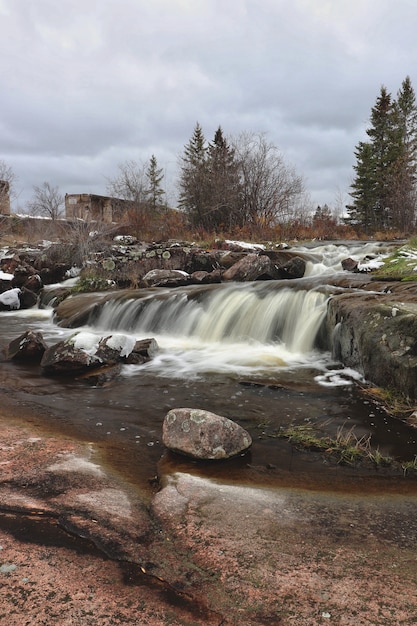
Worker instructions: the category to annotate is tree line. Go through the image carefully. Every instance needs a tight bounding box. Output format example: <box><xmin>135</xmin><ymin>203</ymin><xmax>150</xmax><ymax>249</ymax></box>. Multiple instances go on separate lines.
<box><xmin>0</xmin><ymin>126</ymin><xmax>309</xmax><ymax>232</ymax></box>
<box><xmin>347</xmin><ymin>76</ymin><xmax>417</xmax><ymax>234</ymax></box>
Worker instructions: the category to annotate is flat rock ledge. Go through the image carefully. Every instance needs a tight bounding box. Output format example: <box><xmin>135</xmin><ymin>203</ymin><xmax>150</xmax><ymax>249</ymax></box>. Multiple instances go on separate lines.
<box><xmin>162</xmin><ymin>407</ymin><xmax>252</xmax><ymax>459</ymax></box>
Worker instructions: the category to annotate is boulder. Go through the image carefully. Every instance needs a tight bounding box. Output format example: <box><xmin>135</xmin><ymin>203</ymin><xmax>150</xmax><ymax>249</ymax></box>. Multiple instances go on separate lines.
<box><xmin>11</xmin><ymin>264</ymin><xmax>37</xmax><ymax>288</ymax></box>
<box><xmin>18</xmin><ymin>287</ymin><xmax>38</xmax><ymax>309</ymax></box>
<box><xmin>40</xmin><ymin>331</ymin><xmax>137</xmax><ymax>376</ymax></box>
<box><xmin>277</xmin><ymin>255</ymin><xmax>306</xmax><ymax>279</ymax></box>
<box><xmin>341</xmin><ymin>257</ymin><xmax>359</xmax><ymax>272</ymax></box>
<box><xmin>5</xmin><ymin>330</ymin><xmax>48</xmax><ymax>362</ymax></box>
<box><xmin>190</xmin><ymin>270</ymin><xmax>222</xmax><ymax>284</ymax></box>
<box><xmin>222</xmin><ymin>253</ymin><xmax>279</xmax><ymax>281</ymax></box>
<box><xmin>142</xmin><ymin>269</ymin><xmax>191</xmax><ymax>287</ymax></box>
<box><xmin>162</xmin><ymin>408</ymin><xmax>252</xmax><ymax>460</ymax></box>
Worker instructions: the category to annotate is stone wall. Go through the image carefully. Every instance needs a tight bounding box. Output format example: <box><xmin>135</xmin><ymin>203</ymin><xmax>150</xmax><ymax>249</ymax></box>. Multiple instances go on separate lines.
<box><xmin>0</xmin><ymin>180</ymin><xmax>10</xmax><ymax>215</ymax></box>
<box><xmin>65</xmin><ymin>193</ymin><xmax>132</xmax><ymax>223</ymax></box>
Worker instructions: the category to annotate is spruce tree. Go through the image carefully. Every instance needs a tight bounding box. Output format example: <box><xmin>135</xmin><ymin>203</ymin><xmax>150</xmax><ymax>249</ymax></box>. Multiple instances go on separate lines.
<box><xmin>206</xmin><ymin>126</ymin><xmax>242</xmax><ymax>229</ymax></box>
<box><xmin>348</xmin><ymin>79</ymin><xmax>417</xmax><ymax>234</ymax></box>
<box><xmin>390</xmin><ymin>76</ymin><xmax>417</xmax><ymax>231</ymax></box>
<box><xmin>145</xmin><ymin>154</ymin><xmax>165</xmax><ymax>211</ymax></box>
<box><xmin>178</xmin><ymin>122</ymin><xmax>209</xmax><ymax>227</ymax></box>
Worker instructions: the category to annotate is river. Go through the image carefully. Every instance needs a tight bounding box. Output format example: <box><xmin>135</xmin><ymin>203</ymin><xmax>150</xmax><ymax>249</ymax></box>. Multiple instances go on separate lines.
<box><xmin>1</xmin><ymin>240</ymin><xmax>416</xmax><ymax>497</ymax></box>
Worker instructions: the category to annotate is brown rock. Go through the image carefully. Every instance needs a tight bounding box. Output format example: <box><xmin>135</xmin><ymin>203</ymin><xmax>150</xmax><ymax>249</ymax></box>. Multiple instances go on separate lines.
<box><xmin>5</xmin><ymin>330</ymin><xmax>47</xmax><ymax>362</ymax></box>
<box><xmin>222</xmin><ymin>253</ymin><xmax>279</xmax><ymax>281</ymax></box>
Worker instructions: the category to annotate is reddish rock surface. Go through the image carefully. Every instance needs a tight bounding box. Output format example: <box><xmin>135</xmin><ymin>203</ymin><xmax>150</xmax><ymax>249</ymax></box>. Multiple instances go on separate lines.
<box><xmin>1</xmin><ymin>409</ymin><xmax>417</xmax><ymax>625</ymax></box>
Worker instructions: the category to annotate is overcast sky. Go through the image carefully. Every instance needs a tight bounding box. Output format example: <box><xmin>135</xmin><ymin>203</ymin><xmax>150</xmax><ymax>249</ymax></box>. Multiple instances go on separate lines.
<box><xmin>1</xmin><ymin>0</ymin><xmax>417</xmax><ymax>212</ymax></box>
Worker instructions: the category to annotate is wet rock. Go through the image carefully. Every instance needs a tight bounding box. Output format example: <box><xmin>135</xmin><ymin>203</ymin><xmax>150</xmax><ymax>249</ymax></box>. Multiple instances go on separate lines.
<box><xmin>124</xmin><ymin>337</ymin><xmax>159</xmax><ymax>364</ymax></box>
<box><xmin>40</xmin><ymin>331</ymin><xmax>137</xmax><ymax>376</ymax></box>
<box><xmin>142</xmin><ymin>269</ymin><xmax>191</xmax><ymax>287</ymax></box>
<box><xmin>22</xmin><ymin>273</ymin><xmax>43</xmax><ymax>293</ymax></box>
<box><xmin>327</xmin><ymin>293</ymin><xmax>417</xmax><ymax>399</ymax></box>
<box><xmin>190</xmin><ymin>270</ymin><xmax>222</xmax><ymax>284</ymax></box>
<box><xmin>38</xmin><ymin>263</ymin><xmax>71</xmax><ymax>285</ymax></box>
<box><xmin>5</xmin><ymin>330</ymin><xmax>48</xmax><ymax>363</ymax></box>
<box><xmin>162</xmin><ymin>408</ymin><xmax>252</xmax><ymax>460</ymax></box>
<box><xmin>76</xmin><ymin>363</ymin><xmax>123</xmax><ymax>386</ymax></box>
<box><xmin>18</xmin><ymin>287</ymin><xmax>38</xmax><ymax>309</ymax></box>
<box><xmin>11</xmin><ymin>264</ymin><xmax>37</xmax><ymax>288</ymax></box>
<box><xmin>341</xmin><ymin>257</ymin><xmax>359</xmax><ymax>272</ymax></box>
<box><xmin>222</xmin><ymin>253</ymin><xmax>279</xmax><ymax>281</ymax></box>
<box><xmin>278</xmin><ymin>255</ymin><xmax>306</xmax><ymax>279</ymax></box>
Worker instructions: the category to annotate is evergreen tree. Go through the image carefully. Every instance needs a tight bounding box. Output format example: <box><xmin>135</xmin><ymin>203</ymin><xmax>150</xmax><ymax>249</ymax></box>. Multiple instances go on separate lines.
<box><xmin>348</xmin><ymin>79</ymin><xmax>417</xmax><ymax>234</ymax></box>
<box><xmin>178</xmin><ymin>122</ymin><xmax>209</xmax><ymax>227</ymax></box>
<box><xmin>205</xmin><ymin>126</ymin><xmax>242</xmax><ymax>229</ymax></box>
<box><xmin>390</xmin><ymin>76</ymin><xmax>417</xmax><ymax>230</ymax></box>
<box><xmin>145</xmin><ymin>154</ymin><xmax>165</xmax><ymax>211</ymax></box>
<box><xmin>347</xmin><ymin>141</ymin><xmax>378</xmax><ymax>232</ymax></box>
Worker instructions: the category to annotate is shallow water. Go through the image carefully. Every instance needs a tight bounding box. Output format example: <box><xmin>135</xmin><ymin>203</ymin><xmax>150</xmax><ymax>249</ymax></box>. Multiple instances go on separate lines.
<box><xmin>1</xmin><ymin>241</ymin><xmax>416</xmax><ymax>496</ymax></box>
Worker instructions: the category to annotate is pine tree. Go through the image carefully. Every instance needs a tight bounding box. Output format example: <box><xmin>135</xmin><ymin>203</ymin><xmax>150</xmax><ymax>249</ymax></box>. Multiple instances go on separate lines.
<box><xmin>206</xmin><ymin>126</ymin><xmax>242</xmax><ymax>229</ymax></box>
<box><xmin>178</xmin><ymin>122</ymin><xmax>209</xmax><ymax>227</ymax></box>
<box><xmin>347</xmin><ymin>141</ymin><xmax>378</xmax><ymax>232</ymax></box>
<box><xmin>390</xmin><ymin>76</ymin><xmax>417</xmax><ymax>230</ymax></box>
<box><xmin>145</xmin><ymin>154</ymin><xmax>165</xmax><ymax>211</ymax></box>
<box><xmin>348</xmin><ymin>79</ymin><xmax>417</xmax><ymax>234</ymax></box>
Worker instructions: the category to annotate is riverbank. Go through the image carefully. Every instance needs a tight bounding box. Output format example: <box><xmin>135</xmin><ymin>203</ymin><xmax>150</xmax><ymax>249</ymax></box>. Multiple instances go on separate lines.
<box><xmin>1</xmin><ymin>407</ymin><xmax>417</xmax><ymax>625</ymax></box>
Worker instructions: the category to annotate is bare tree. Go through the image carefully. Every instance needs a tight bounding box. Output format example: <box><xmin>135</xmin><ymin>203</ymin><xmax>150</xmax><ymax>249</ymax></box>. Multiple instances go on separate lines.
<box><xmin>28</xmin><ymin>182</ymin><xmax>64</xmax><ymax>220</ymax></box>
<box><xmin>232</xmin><ymin>132</ymin><xmax>306</xmax><ymax>228</ymax></box>
<box><xmin>106</xmin><ymin>159</ymin><xmax>147</xmax><ymax>207</ymax></box>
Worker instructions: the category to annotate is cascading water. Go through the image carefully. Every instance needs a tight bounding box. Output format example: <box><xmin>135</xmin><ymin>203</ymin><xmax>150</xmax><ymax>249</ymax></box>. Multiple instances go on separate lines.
<box><xmin>85</xmin><ymin>282</ymin><xmax>330</xmax><ymax>379</ymax></box>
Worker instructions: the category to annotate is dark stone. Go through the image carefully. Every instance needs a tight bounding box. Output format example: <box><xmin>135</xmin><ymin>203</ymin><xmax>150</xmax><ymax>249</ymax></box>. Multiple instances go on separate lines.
<box><xmin>22</xmin><ymin>274</ymin><xmax>43</xmax><ymax>293</ymax></box>
<box><xmin>18</xmin><ymin>287</ymin><xmax>38</xmax><ymax>309</ymax></box>
<box><xmin>162</xmin><ymin>408</ymin><xmax>252</xmax><ymax>460</ymax></box>
<box><xmin>124</xmin><ymin>338</ymin><xmax>159</xmax><ymax>364</ymax></box>
<box><xmin>190</xmin><ymin>270</ymin><xmax>222</xmax><ymax>284</ymax></box>
<box><xmin>38</xmin><ymin>264</ymin><xmax>71</xmax><ymax>285</ymax></box>
<box><xmin>341</xmin><ymin>257</ymin><xmax>359</xmax><ymax>272</ymax></box>
<box><xmin>76</xmin><ymin>363</ymin><xmax>122</xmax><ymax>386</ymax></box>
<box><xmin>11</xmin><ymin>265</ymin><xmax>36</xmax><ymax>288</ymax></box>
<box><xmin>5</xmin><ymin>330</ymin><xmax>47</xmax><ymax>362</ymax></box>
<box><xmin>277</xmin><ymin>255</ymin><xmax>306</xmax><ymax>279</ymax></box>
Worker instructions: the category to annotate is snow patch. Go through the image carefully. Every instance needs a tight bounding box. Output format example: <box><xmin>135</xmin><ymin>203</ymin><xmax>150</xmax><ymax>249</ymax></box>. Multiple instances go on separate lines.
<box><xmin>0</xmin><ymin>271</ymin><xmax>14</xmax><ymax>281</ymax></box>
<box><xmin>106</xmin><ymin>333</ymin><xmax>136</xmax><ymax>357</ymax></box>
<box><xmin>70</xmin><ymin>331</ymin><xmax>101</xmax><ymax>355</ymax></box>
<box><xmin>0</xmin><ymin>288</ymin><xmax>21</xmax><ymax>309</ymax></box>
<box><xmin>225</xmin><ymin>239</ymin><xmax>265</xmax><ymax>250</ymax></box>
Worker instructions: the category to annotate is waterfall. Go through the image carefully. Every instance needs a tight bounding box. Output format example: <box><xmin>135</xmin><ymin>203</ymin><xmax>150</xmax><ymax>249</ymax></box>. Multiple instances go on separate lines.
<box><xmin>88</xmin><ymin>283</ymin><xmax>328</xmax><ymax>355</ymax></box>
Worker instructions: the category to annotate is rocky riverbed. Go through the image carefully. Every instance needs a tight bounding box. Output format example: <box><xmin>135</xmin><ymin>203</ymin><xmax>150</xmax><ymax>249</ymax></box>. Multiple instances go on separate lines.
<box><xmin>1</xmin><ymin>399</ymin><xmax>417</xmax><ymax>626</ymax></box>
<box><xmin>2</xmin><ymin>237</ymin><xmax>417</xmax><ymax>624</ymax></box>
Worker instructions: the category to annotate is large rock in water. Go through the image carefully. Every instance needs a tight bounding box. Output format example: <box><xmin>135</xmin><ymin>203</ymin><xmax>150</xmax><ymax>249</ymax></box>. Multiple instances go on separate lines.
<box><xmin>40</xmin><ymin>331</ymin><xmax>137</xmax><ymax>375</ymax></box>
<box><xmin>222</xmin><ymin>253</ymin><xmax>279</xmax><ymax>281</ymax></box>
<box><xmin>5</xmin><ymin>330</ymin><xmax>47</xmax><ymax>362</ymax></box>
<box><xmin>162</xmin><ymin>408</ymin><xmax>252</xmax><ymax>460</ymax></box>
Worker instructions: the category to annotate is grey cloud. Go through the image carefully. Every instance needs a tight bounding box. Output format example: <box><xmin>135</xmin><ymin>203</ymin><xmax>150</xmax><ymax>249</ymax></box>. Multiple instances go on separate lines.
<box><xmin>1</xmin><ymin>0</ymin><xmax>417</xmax><ymax>208</ymax></box>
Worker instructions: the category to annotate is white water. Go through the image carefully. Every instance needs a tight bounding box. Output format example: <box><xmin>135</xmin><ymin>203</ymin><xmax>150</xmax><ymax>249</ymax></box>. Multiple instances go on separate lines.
<box><xmin>1</xmin><ymin>240</ymin><xmax>394</xmax><ymax>383</ymax></box>
<box><xmin>86</xmin><ymin>283</ymin><xmax>329</xmax><ymax>379</ymax></box>
<box><xmin>301</xmin><ymin>241</ymin><xmax>393</xmax><ymax>276</ymax></box>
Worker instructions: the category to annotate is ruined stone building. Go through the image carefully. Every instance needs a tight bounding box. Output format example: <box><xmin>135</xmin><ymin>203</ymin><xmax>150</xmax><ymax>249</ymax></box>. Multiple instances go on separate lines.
<box><xmin>0</xmin><ymin>180</ymin><xmax>10</xmax><ymax>215</ymax></box>
<box><xmin>65</xmin><ymin>193</ymin><xmax>132</xmax><ymax>223</ymax></box>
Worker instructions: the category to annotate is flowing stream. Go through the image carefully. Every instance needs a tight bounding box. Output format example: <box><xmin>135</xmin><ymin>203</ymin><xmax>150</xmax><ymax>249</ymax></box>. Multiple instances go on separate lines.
<box><xmin>1</xmin><ymin>240</ymin><xmax>416</xmax><ymax>495</ymax></box>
